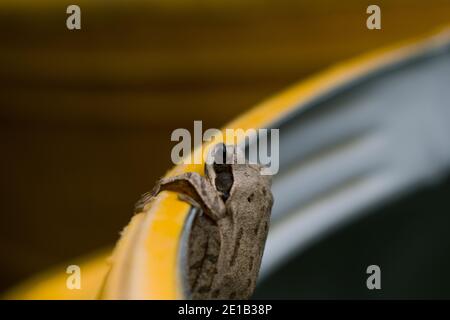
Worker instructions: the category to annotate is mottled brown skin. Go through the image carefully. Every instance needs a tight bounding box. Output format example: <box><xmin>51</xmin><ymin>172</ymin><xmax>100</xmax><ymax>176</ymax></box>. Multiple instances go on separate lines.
<box><xmin>135</xmin><ymin>144</ymin><xmax>273</xmax><ymax>299</ymax></box>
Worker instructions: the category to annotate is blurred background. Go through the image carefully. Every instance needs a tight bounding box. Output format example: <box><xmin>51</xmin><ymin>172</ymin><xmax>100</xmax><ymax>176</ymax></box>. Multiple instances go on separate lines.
<box><xmin>1</xmin><ymin>0</ymin><xmax>450</xmax><ymax>296</ymax></box>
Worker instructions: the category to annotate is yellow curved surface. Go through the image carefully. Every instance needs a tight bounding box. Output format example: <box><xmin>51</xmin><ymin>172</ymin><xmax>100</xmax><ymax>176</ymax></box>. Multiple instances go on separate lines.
<box><xmin>6</xmin><ymin>25</ymin><xmax>450</xmax><ymax>299</ymax></box>
<box><xmin>3</xmin><ymin>249</ymin><xmax>111</xmax><ymax>300</ymax></box>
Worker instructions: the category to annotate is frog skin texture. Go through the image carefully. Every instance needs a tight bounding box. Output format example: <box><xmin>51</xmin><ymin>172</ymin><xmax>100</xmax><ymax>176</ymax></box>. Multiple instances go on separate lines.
<box><xmin>135</xmin><ymin>144</ymin><xmax>274</xmax><ymax>299</ymax></box>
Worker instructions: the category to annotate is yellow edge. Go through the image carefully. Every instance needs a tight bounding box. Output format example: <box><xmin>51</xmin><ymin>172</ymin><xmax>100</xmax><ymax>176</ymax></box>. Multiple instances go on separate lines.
<box><xmin>3</xmin><ymin>248</ymin><xmax>111</xmax><ymax>300</ymax></box>
<box><xmin>6</xmin><ymin>25</ymin><xmax>450</xmax><ymax>300</ymax></box>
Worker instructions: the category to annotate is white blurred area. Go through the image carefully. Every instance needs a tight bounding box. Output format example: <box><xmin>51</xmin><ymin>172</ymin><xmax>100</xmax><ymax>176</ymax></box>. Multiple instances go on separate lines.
<box><xmin>260</xmin><ymin>32</ymin><xmax>450</xmax><ymax>279</ymax></box>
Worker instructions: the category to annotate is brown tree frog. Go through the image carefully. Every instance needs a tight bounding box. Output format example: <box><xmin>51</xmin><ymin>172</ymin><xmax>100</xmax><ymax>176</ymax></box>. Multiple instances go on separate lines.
<box><xmin>135</xmin><ymin>143</ymin><xmax>274</xmax><ymax>299</ymax></box>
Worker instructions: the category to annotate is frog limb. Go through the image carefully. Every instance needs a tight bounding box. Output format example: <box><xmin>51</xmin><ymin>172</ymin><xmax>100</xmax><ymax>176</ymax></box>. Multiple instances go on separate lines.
<box><xmin>137</xmin><ymin>172</ymin><xmax>226</xmax><ymax>221</ymax></box>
